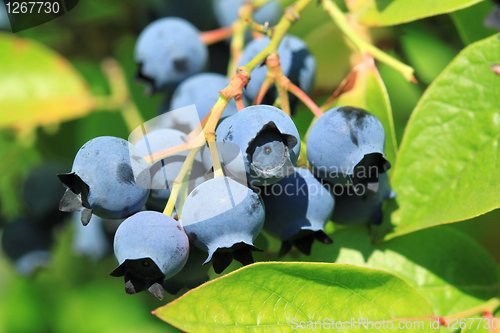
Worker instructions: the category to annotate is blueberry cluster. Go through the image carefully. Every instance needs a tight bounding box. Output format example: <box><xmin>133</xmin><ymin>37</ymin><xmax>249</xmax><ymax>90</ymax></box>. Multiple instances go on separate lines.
<box><xmin>0</xmin><ymin>1</ymin><xmax>396</xmax><ymax>300</ymax></box>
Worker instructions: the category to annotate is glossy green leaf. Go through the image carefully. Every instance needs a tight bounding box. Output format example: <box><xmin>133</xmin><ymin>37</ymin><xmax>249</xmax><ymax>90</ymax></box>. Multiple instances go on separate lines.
<box><xmin>327</xmin><ymin>57</ymin><xmax>398</xmax><ymax>168</ymax></box>
<box><xmin>451</xmin><ymin>1</ymin><xmax>497</xmax><ymax>45</ymax></box>
<box><xmin>386</xmin><ymin>35</ymin><xmax>500</xmax><ymax>240</ymax></box>
<box><xmin>0</xmin><ymin>33</ymin><xmax>95</xmax><ymax>133</ymax></box>
<box><xmin>352</xmin><ymin>0</ymin><xmax>484</xmax><ymax>27</ymax></box>
<box><xmin>287</xmin><ymin>226</ymin><xmax>500</xmax><ymax>316</ymax></box>
<box><xmin>155</xmin><ymin>262</ymin><xmax>436</xmax><ymax>333</ymax></box>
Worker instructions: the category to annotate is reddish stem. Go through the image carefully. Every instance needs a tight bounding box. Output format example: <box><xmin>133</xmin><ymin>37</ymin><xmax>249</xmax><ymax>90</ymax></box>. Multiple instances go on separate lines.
<box><xmin>287</xmin><ymin>83</ymin><xmax>323</xmax><ymax>117</ymax></box>
<box><xmin>187</xmin><ymin>113</ymin><xmax>211</xmax><ymax>139</ymax></box>
<box><xmin>200</xmin><ymin>26</ymin><xmax>234</xmax><ymax>45</ymax></box>
<box><xmin>235</xmin><ymin>95</ymin><xmax>245</xmax><ymax>111</ymax></box>
<box><xmin>253</xmin><ymin>78</ymin><xmax>272</xmax><ymax>105</ymax></box>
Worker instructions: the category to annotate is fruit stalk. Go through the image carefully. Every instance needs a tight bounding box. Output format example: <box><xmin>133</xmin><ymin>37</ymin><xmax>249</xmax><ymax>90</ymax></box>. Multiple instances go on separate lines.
<box><xmin>200</xmin><ymin>26</ymin><xmax>234</xmax><ymax>45</ymax></box>
<box><xmin>320</xmin><ymin>0</ymin><xmax>416</xmax><ymax>82</ymax></box>
<box><xmin>163</xmin><ymin>146</ymin><xmax>202</xmax><ymax>217</ymax></box>
<box><xmin>240</xmin><ymin>0</ymin><xmax>314</xmax><ymax>73</ymax></box>
<box><xmin>287</xmin><ymin>83</ymin><xmax>323</xmax><ymax>117</ymax></box>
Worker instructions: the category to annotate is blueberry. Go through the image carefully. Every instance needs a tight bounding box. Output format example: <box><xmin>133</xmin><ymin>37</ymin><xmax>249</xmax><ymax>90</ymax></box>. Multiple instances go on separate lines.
<box><xmin>58</xmin><ymin>136</ymin><xmax>150</xmax><ymax>226</ymax></box>
<box><xmin>328</xmin><ymin>173</ymin><xmax>396</xmax><ymax>225</ymax></box>
<box><xmin>212</xmin><ymin>0</ymin><xmax>282</xmax><ymax>29</ymax></box>
<box><xmin>0</xmin><ymin>3</ymin><xmax>10</xmax><ymax>31</ymax></box>
<box><xmin>71</xmin><ymin>212</ymin><xmax>112</xmax><ymax>262</ymax></box>
<box><xmin>135</xmin><ymin>17</ymin><xmax>208</xmax><ymax>93</ymax></box>
<box><xmin>260</xmin><ymin>167</ymin><xmax>334</xmax><ymax>256</ymax></box>
<box><xmin>181</xmin><ymin>176</ymin><xmax>265</xmax><ymax>273</ymax></box>
<box><xmin>484</xmin><ymin>4</ymin><xmax>500</xmax><ymax>31</ymax></box>
<box><xmin>110</xmin><ymin>211</ymin><xmax>189</xmax><ymax>300</ymax></box>
<box><xmin>238</xmin><ymin>35</ymin><xmax>316</xmax><ymax>111</ymax></box>
<box><xmin>215</xmin><ymin>105</ymin><xmax>300</xmax><ymax>185</ymax></box>
<box><xmin>133</xmin><ymin>128</ymin><xmax>207</xmax><ymax>210</ymax></box>
<box><xmin>307</xmin><ymin>106</ymin><xmax>391</xmax><ymax>186</ymax></box>
<box><xmin>161</xmin><ymin>73</ymin><xmax>246</xmax><ymax>132</ymax></box>
<box><xmin>1</xmin><ymin>218</ymin><xmax>52</xmax><ymax>276</ymax></box>
<box><xmin>163</xmin><ymin>245</ymin><xmax>210</xmax><ymax>295</ymax></box>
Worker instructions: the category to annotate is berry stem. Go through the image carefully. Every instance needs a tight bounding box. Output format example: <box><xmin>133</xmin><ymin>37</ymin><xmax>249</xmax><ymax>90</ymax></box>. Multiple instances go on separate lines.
<box><xmin>226</xmin><ymin>0</ymin><xmax>273</xmax><ymax>76</ymax></box>
<box><xmin>235</xmin><ymin>95</ymin><xmax>245</xmax><ymax>111</ymax></box>
<box><xmin>266</xmin><ymin>53</ymin><xmax>291</xmax><ymax>116</ymax></box>
<box><xmin>146</xmin><ymin>131</ymin><xmax>205</xmax><ymax>163</ymax></box>
<box><xmin>227</xmin><ymin>19</ymin><xmax>246</xmax><ymax>77</ymax></box>
<box><xmin>240</xmin><ymin>0</ymin><xmax>314</xmax><ymax>73</ymax></box>
<box><xmin>163</xmin><ymin>146</ymin><xmax>201</xmax><ymax>217</ymax></box>
<box><xmin>287</xmin><ymin>83</ymin><xmax>323</xmax><ymax>117</ymax></box>
<box><xmin>245</xmin><ymin>18</ymin><xmax>273</xmax><ymax>37</ymax></box>
<box><xmin>253</xmin><ymin>77</ymin><xmax>272</xmax><ymax>105</ymax></box>
<box><xmin>320</xmin><ymin>0</ymin><xmax>416</xmax><ymax>82</ymax></box>
<box><xmin>200</xmin><ymin>26</ymin><xmax>234</xmax><ymax>45</ymax></box>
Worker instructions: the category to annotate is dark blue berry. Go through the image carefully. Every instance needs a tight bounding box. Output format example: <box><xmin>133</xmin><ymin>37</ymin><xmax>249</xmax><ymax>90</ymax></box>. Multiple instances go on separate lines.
<box><xmin>260</xmin><ymin>167</ymin><xmax>334</xmax><ymax>256</ymax></box>
<box><xmin>215</xmin><ymin>105</ymin><xmax>300</xmax><ymax>186</ymax></box>
<box><xmin>135</xmin><ymin>17</ymin><xmax>208</xmax><ymax>93</ymax></box>
<box><xmin>181</xmin><ymin>176</ymin><xmax>265</xmax><ymax>273</ymax></box>
<box><xmin>110</xmin><ymin>211</ymin><xmax>189</xmax><ymax>300</ymax></box>
<box><xmin>58</xmin><ymin>136</ymin><xmax>150</xmax><ymax>226</ymax></box>
<box><xmin>307</xmin><ymin>106</ymin><xmax>391</xmax><ymax>186</ymax></box>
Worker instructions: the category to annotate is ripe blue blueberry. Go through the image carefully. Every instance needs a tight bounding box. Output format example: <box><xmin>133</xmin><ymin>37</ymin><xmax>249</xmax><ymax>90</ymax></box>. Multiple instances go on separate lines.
<box><xmin>162</xmin><ymin>73</ymin><xmax>246</xmax><ymax>132</ymax></box>
<box><xmin>1</xmin><ymin>218</ymin><xmax>52</xmax><ymax>276</ymax></box>
<box><xmin>215</xmin><ymin>105</ymin><xmax>300</xmax><ymax>186</ymax></box>
<box><xmin>485</xmin><ymin>1</ymin><xmax>500</xmax><ymax>31</ymax></box>
<box><xmin>260</xmin><ymin>167</ymin><xmax>334</xmax><ymax>256</ymax></box>
<box><xmin>58</xmin><ymin>136</ymin><xmax>150</xmax><ymax>226</ymax></box>
<box><xmin>181</xmin><ymin>176</ymin><xmax>265</xmax><ymax>273</ymax></box>
<box><xmin>329</xmin><ymin>173</ymin><xmax>396</xmax><ymax>225</ymax></box>
<box><xmin>0</xmin><ymin>4</ymin><xmax>9</xmax><ymax>31</ymax></box>
<box><xmin>133</xmin><ymin>128</ymin><xmax>207</xmax><ymax>210</ymax></box>
<box><xmin>212</xmin><ymin>0</ymin><xmax>282</xmax><ymax>30</ymax></box>
<box><xmin>307</xmin><ymin>106</ymin><xmax>391</xmax><ymax>186</ymax></box>
<box><xmin>135</xmin><ymin>17</ymin><xmax>208</xmax><ymax>93</ymax></box>
<box><xmin>238</xmin><ymin>35</ymin><xmax>316</xmax><ymax>110</ymax></box>
<box><xmin>110</xmin><ymin>211</ymin><xmax>189</xmax><ymax>300</ymax></box>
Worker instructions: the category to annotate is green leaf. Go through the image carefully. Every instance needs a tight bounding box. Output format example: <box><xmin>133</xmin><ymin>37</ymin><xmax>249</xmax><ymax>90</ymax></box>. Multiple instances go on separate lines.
<box><xmin>386</xmin><ymin>35</ymin><xmax>500</xmax><ymax>240</ymax></box>
<box><xmin>450</xmin><ymin>1</ymin><xmax>497</xmax><ymax>45</ymax></box>
<box><xmin>0</xmin><ymin>33</ymin><xmax>95</xmax><ymax>133</ymax></box>
<box><xmin>327</xmin><ymin>57</ymin><xmax>398</xmax><ymax>168</ymax></box>
<box><xmin>352</xmin><ymin>0</ymin><xmax>484</xmax><ymax>27</ymax></box>
<box><xmin>286</xmin><ymin>226</ymin><xmax>500</xmax><ymax>316</ymax></box>
<box><xmin>155</xmin><ymin>262</ymin><xmax>436</xmax><ymax>333</ymax></box>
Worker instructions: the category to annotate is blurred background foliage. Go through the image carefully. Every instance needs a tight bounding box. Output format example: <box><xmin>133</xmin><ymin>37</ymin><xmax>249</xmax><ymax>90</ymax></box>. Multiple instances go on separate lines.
<box><xmin>0</xmin><ymin>0</ymin><xmax>499</xmax><ymax>332</ymax></box>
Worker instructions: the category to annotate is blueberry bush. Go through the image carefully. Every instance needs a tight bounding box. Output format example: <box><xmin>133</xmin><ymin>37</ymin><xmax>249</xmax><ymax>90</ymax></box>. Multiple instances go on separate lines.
<box><xmin>1</xmin><ymin>0</ymin><xmax>500</xmax><ymax>332</ymax></box>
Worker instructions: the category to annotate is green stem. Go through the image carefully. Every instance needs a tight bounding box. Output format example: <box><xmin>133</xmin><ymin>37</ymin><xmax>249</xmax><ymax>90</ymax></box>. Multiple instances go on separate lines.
<box><xmin>163</xmin><ymin>147</ymin><xmax>201</xmax><ymax>217</ymax></box>
<box><xmin>321</xmin><ymin>0</ymin><xmax>415</xmax><ymax>82</ymax></box>
<box><xmin>241</xmin><ymin>0</ymin><xmax>314</xmax><ymax>73</ymax></box>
